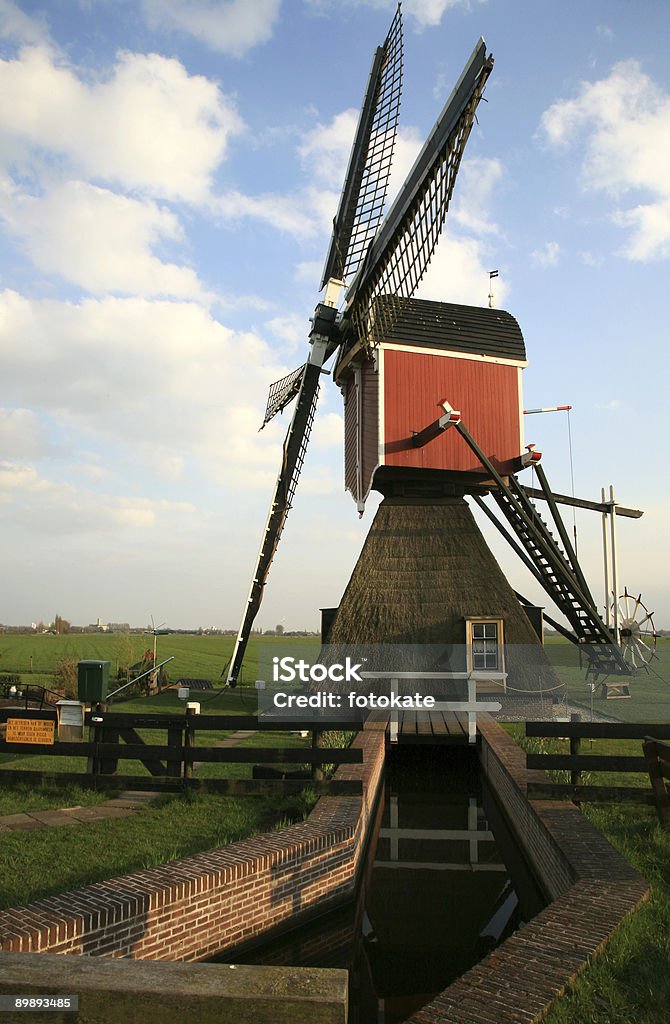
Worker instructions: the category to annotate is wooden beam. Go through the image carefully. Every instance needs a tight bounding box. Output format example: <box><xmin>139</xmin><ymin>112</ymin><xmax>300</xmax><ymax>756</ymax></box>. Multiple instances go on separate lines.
<box><xmin>526</xmin><ymin>722</ymin><xmax>670</xmax><ymax>740</ymax></box>
<box><xmin>521</xmin><ymin>485</ymin><xmax>643</xmax><ymax>519</ymax></box>
<box><xmin>0</xmin><ymin>768</ymin><xmax>363</xmax><ymax>796</ymax></box>
<box><xmin>527</xmin><ymin>753</ymin><xmax>648</xmax><ymax>772</ymax></box>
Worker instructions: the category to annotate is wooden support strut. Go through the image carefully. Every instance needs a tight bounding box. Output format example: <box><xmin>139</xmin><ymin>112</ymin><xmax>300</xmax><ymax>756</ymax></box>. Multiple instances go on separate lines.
<box><xmin>411</xmin><ymin>402</ymin><xmax>462</xmax><ymax>448</ymax></box>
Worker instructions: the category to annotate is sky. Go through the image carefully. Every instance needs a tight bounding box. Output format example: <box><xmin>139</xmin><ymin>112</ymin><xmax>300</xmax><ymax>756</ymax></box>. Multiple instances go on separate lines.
<box><xmin>0</xmin><ymin>0</ymin><xmax>669</xmax><ymax>634</ymax></box>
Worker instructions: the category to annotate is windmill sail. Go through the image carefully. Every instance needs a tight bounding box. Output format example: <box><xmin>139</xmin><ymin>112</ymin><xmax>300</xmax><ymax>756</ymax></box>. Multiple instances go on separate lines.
<box><xmin>260</xmin><ymin>363</ymin><xmax>306</xmax><ymax>429</ymax></box>
<box><xmin>226</xmin><ymin>9</ymin><xmax>405</xmax><ymax>685</ymax></box>
<box><xmin>227</xmin><ymin>355</ymin><xmax>325</xmax><ymax>685</ymax></box>
<box><xmin>343</xmin><ymin>38</ymin><xmax>493</xmax><ymax>359</ymax></box>
<box><xmin>321</xmin><ymin>4</ymin><xmax>403</xmax><ymax>287</ymax></box>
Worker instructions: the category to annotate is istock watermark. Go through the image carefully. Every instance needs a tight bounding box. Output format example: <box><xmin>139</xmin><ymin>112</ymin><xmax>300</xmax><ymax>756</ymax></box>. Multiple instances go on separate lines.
<box><xmin>272</xmin><ymin>656</ymin><xmax>364</xmax><ymax>683</ymax></box>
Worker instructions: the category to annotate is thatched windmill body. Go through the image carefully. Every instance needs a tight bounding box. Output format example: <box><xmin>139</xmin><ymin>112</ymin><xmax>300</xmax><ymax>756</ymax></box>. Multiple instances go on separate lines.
<box><xmin>227</xmin><ymin>7</ymin><xmax>630</xmax><ymax>690</ymax></box>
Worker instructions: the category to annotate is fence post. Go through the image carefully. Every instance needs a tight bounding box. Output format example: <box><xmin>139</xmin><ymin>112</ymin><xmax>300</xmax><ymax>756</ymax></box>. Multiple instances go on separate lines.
<box><xmin>570</xmin><ymin>712</ymin><xmax>581</xmax><ymax>786</ymax></box>
<box><xmin>88</xmin><ymin>710</ymin><xmax>104</xmax><ymax>778</ymax></box>
<box><xmin>643</xmin><ymin>739</ymin><xmax>670</xmax><ymax>828</ymax></box>
<box><xmin>183</xmin><ymin>707</ymin><xmax>196</xmax><ymax>782</ymax></box>
<box><xmin>167</xmin><ymin>722</ymin><xmax>183</xmax><ymax>779</ymax></box>
<box><xmin>311</xmin><ymin>728</ymin><xmax>325</xmax><ymax>783</ymax></box>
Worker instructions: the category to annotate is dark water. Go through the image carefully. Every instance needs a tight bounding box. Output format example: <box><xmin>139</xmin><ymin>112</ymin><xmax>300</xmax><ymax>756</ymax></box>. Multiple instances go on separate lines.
<box><xmin>217</xmin><ymin>746</ymin><xmax>546</xmax><ymax>1024</ymax></box>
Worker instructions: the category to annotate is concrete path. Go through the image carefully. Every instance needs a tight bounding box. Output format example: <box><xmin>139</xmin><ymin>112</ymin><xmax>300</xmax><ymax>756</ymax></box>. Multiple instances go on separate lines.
<box><xmin>0</xmin><ymin>792</ymin><xmax>157</xmax><ymax>833</ymax></box>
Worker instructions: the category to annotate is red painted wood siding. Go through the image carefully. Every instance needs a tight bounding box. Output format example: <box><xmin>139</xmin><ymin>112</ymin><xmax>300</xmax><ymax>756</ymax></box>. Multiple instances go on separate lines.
<box><xmin>382</xmin><ymin>348</ymin><xmax>522</xmax><ymax>472</ymax></box>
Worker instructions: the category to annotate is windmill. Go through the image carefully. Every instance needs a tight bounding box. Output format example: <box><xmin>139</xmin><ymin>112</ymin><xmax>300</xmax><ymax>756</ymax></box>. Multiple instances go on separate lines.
<box><xmin>226</xmin><ymin>6</ymin><xmax>635</xmax><ymax>691</ymax></box>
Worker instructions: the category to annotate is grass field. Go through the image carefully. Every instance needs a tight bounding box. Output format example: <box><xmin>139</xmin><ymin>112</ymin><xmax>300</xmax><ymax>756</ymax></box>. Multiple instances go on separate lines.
<box><xmin>540</xmin><ymin>636</ymin><xmax>670</xmax><ymax>723</ymax></box>
<box><xmin>1</xmin><ymin>632</ymin><xmax>669</xmax><ymax>719</ymax></box>
<box><xmin>0</xmin><ymin>631</ymin><xmax>321</xmax><ymax>689</ymax></box>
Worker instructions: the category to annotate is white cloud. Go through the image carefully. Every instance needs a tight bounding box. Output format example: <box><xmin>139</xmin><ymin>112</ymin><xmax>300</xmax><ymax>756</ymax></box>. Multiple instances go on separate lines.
<box><xmin>265</xmin><ymin>313</ymin><xmax>307</xmax><ymax>352</ymax></box>
<box><xmin>0</xmin><ymin>46</ymin><xmax>244</xmax><ymax>202</ymax></box>
<box><xmin>613</xmin><ymin>200</ymin><xmax>670</xmax><ymax>261</ymax></box>
<box><xmin>299</xmin><ymin>109</ymin><xmax>359</xmax><ymax>188</ymax></box>
<box><xmin>0</xmin><ymin>180</ymin><xmax>209</xmax><ymax>298</ymax></box>
<box><xmin>0</xmin><ymin>460</ymin><xmax>195</xmax><ymax>533</ymax></box>
<box><xmin>312</xmin><ymin>411</ymin><xmax>344</xmax><ymax>449</ymax></box>
<box><xmin>214</xmin><ymin>185</ymin><xmax>338</xmax><ymax>238</ymax></box>
<box><xmin>0</xmin><ymin>408</ymin><xmax>54</xmax><ymax>459</ymax></box>
<box><xmin>449</xmin><ymin>157</ymin><xmax>503</xmax><ymax>236</ymax></box>
<box><xmin>0</xmin><ymin>0</ymin><xmax>47</xmax><ymax>44</ymax></box>
<box><xmin>417</xmin><ymin>233</ymin><xmax>507</xmax><ymax>307</ymax></box>
<box><xmin>531</xmin><ymin>241</ymin><xmax>561</xmax><ymax>268</ymax></box>
<box><xmin>304</xmin><ymin>0</ymin><xmax>484</xmax><ymax>30</ymax></box>
<box><xmin>0</xmin><ymin>290</ymin><xmax>299</xmax><ymax>487</ymax></box>
<box><xmin>140</xmin><ymin>0</ymin><xmax>281</xmax><ymax>57</ymax></box>
<box><xmin>540</xmin><ymin>61</ymin><xmax>670</xmax><ymax>261</ymax></box>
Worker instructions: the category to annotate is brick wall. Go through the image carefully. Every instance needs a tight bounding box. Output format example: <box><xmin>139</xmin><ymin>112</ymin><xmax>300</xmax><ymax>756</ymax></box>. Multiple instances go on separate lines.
<box><xmin>0</xmin><ymin>729</ymin><xmax>385</xmax><ymax>962</ymax></box>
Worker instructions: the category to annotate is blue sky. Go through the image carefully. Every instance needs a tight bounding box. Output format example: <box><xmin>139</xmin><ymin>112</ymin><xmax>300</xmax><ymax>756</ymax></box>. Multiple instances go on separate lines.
<box><xmin>0</xmin><ymin>0</ymin><xmax>668</xmax><ymax>633</ymax></box>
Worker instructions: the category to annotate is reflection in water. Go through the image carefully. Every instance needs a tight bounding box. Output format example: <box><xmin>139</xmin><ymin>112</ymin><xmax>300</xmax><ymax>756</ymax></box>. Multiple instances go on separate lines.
<box><xmin>219</xmin><ymin>747</ymin><xmax>545</xmax><ymax>1024</ymax></box>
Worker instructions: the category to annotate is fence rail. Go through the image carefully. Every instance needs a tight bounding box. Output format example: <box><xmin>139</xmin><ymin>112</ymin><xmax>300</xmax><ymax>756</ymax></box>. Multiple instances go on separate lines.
<box><xmin>0</xmin><ymin>707</ymin><xmax>363</xmax><ymax>796</ymax></box>
<box><xmin>525</xmin><ymin>720</ymin><xmax>670</xmax><ymax>819</ymax></box>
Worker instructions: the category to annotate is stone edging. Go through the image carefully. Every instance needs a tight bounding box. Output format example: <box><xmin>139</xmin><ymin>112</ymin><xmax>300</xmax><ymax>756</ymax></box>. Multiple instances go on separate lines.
<box><xmin>404</xmin><ymin>716</ymin><xmax>651</xmax><ymax>1024</ymax></box>
<box><xmin>0</xmin><ymin>729</ymin><xmax>385</xmax><ymax>962</ymax></box>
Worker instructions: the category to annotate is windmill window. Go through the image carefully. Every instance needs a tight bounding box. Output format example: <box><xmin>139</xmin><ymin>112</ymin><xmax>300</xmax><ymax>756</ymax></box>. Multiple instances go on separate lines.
<box><xmin>468</xmin><ymin>620</ymin><xmax>502</xmax><ymax>671</ymax></box>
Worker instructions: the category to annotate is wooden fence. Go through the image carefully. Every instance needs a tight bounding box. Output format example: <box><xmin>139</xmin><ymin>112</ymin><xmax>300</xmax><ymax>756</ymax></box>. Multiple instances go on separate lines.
<box><xmin>525</xmin><ymin>720</ymin><xmax>670</xmax><ymax>825</ymax></box>
<box><xmin>643</xmin><ymin>738</ymin><xmax>670</xmax><ymax>827</ymax></box>
<box><xmin>0</xmin><ymin>708</ymin><xmax>364</xmax><ymax>797</ymax></box>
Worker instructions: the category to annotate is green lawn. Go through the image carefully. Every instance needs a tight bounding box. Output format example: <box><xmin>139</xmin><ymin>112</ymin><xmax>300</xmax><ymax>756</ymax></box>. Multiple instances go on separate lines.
<box><xmin>0</xmin><ymin>788</ymin><xmax>314</xmax><ymax>911</ymax></box>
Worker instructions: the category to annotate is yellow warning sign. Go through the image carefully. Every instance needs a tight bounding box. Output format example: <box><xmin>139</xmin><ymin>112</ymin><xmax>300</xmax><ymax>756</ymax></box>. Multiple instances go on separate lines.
<box><xmin>6</xmin><ymin>719</ymin><xmax>55</xmax><ymax>745</ymax></box>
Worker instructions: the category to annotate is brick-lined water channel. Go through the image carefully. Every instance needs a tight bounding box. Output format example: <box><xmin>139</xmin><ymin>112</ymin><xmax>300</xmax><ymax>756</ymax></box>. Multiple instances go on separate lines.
<box><xmin>216</xmin><ymin>745</ymin><xmax>546</xmax><ymax>1023</ymax></box>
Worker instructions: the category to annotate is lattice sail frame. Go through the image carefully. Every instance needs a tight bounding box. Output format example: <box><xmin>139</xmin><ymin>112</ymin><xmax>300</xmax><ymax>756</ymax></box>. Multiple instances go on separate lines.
<box><xmin>321</xmin><ymin>6</ymin><xmax>403</xmax><ymax>287</ymax></box>
<box><xmin>350</xmin><ymin>53</ymin><xmax>493</xmax><ymax>352</ymax></box>
<box><xmin>261</xmin><ymin>363</ymin><xmax>306</xmax><ymax>429</ymax></box>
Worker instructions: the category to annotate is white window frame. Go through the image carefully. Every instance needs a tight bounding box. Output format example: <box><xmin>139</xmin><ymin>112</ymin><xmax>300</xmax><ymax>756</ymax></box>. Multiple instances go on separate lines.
<box><xmin>465</xmin><ymin>617</ymin><xmax>505</xmax><ymax>675</ymax></box>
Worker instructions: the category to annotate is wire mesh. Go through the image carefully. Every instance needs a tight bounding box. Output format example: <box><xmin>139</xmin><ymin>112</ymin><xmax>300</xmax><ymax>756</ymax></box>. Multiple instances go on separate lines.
<box><xmin>350</xmin><ymin>56</ymin><xmax>492</xmax><ymax>352</ymax></box>
<box><xmin>260</xmin><ymin>363</ymin><xmax>306</xmax><ymax>428</ymax></box>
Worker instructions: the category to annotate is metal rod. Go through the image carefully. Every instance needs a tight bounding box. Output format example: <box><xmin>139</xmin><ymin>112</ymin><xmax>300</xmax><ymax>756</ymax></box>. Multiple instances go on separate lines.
<box><xmin>106</xmin><ymin>657</ymin><xmax>175</xmax><ymax>700</ymax></box>
<box><xmin>521</xmin><ymin>486</ymin><xmax>642</xmax><ymax>519</ymax></box>
<box><xmin>602</xmin><ymin>486</ymin><xmax>610</xmax><ymax>628</ymax></box>
<box><xmin>610</xmin><ymin>484</ymin><xmax>620</xmax><ymax>643</ymax></box>
<box><xmin>523</xmin><ymin>405</ymin><xmax>572</xmax><ymax>414</ymax></box>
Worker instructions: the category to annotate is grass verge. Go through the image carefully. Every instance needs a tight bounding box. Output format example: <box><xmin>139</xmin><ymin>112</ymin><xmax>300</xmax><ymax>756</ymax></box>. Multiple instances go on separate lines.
<box><xmin>504</xmin><ymin>722</ymin><xmax>670</xmax><ymax>1023</ymax></box>
<box><xmin>0</xmin><ymin>787</ymin><xmax>317</xmax><ymax>911</ymax></box>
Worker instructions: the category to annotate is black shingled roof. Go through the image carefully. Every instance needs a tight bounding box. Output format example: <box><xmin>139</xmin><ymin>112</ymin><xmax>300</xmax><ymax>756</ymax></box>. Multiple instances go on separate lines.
<box><xmin>381</xmin><ymin>297</ymin><xmax>526</xmax><ymax>362</ymax></box>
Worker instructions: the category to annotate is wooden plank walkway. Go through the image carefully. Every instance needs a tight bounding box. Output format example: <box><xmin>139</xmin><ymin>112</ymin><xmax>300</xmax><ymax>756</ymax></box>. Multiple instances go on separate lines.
<box><xmin>365</xmin><ymin>710</ymin><xmax>470</xmax><ymax>744</ymax></box>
